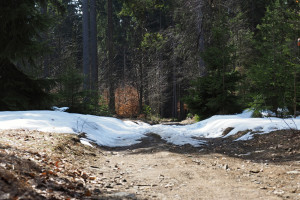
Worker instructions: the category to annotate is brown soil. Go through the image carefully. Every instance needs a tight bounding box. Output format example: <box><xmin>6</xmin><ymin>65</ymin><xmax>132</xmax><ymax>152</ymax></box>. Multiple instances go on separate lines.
<box><xmin>0</xmin><ymin>129</ymin><xmax>299</xmax><ymax>200</ymax></box>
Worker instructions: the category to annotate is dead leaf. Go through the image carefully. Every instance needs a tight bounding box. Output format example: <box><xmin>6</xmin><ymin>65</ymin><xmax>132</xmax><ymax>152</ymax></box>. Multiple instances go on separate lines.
<box><xmin>55</xmin><ymin>161</ymin><xmax>59</xmax><ymax>168</ymax></box>
<box><xmin>85</xmin><ymin>190</ymin><xmax>92</xmax><ymax>196</ymax></box>
<box><xmin>28</xmin><ymin>172</ymin><xmax>35</xmax><ymax>178</ymax></box>
<box><xmin>41</xmin><ymin>172</ymin><xmax>47</xmax><ymax>176</ymax></box>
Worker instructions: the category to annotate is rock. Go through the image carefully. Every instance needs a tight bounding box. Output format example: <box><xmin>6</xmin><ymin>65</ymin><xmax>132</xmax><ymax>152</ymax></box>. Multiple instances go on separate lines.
<box><xmin>111</xmin><ymin>192</ymin><xmax>136</xmax><ymax>199</ymax></box>
<box><xmin>250</xmin><ymin>169</ymin><xmax>260</xmax><ymax>173</ymax></box>
<box><xmin>273</xmin><ymin>189</ymin><xmax>284</xmax><ymax>195</ymax></box>
<box><xmin>289</xmin><ymin>188</ymin><xmax>297</xmax><ymax>193</ymax></box>
<box><xmin>105</xmin><ymin>183</ymin><xmax>114</xmax><ymax>188</ymax></box>
<box><xmin>192</xmin><ymin>159</ymin><xmax>204</xmax><ymax>165</ymax></box>
<box><xmin>224</xmin><ymin>164</ymin><xmax>229</xmax><ymax>170</ymax></box>
<box><xmin>286</xmin><ymin>170</ymin><xmax>300</xmax><ymax>174</ymax></box>
<box><xmin>93</xmin><ymin>188</ymin><xmax>101</xmax><ymax>194</ymax></box>
<box><xmin>0</xmin><ymin>193</ymin><xmax>10</xmax><ymax>199</ymax></box>
<box><xmin>165</xmin><ymin>183</ymin><xmax>174</xmax><ymax>188</ymax></box>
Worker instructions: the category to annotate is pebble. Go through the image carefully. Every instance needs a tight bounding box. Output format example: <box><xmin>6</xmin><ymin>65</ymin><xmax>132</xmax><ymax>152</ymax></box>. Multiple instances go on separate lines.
<box><xmin>111</xmin><ymin>192</ymin><xmax>136</xmax><ymax>199</ymax></box>
<box><xmin>273</xmin><ymin>189</ymin><xmax>285</xmax><ymax>195</ymax></box>
<box><xmin>286</xmin><ymin>170</ymin><xmax>300</xmax><ymax>174</ymax></box>
<box><xmin>249</xmin><ymin>169</ymin><xmax>260</xmax><ymax>173</ymax></box>
<box><xmin>224</xmin><ymin>164</ymin><xmax>229</xmax><ymax>170</ymax></box>
<box><xmin>0</xmin><ymin>193</ymin><xmax>10</xmax><ymax>199</ymax></box>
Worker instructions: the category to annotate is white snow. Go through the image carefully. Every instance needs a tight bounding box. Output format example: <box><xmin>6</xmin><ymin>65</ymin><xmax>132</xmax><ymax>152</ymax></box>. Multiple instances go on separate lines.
<box><xmin>51</xmin><ymin>106</ymin><xmax>69</xmax><ymax>112</ymax></box>
<box><xmin>0</xmin><ymin>109</ymin><xmax>299</xmax><ymax>147</ymax></box>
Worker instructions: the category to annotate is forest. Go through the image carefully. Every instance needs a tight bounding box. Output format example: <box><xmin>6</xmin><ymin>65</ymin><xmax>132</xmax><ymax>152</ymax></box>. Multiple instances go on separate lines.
<box><xmin>0</xmin><ymin>0</ymin><xmax>300</xmax><ymax>121</ymax></box>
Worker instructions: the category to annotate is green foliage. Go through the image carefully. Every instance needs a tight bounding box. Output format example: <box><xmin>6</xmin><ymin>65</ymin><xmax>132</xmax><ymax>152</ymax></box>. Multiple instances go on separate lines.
<box><xmin>54</xmin><ymin>65</ymin><xmax>110</xmax><ymax>116</ymax></box>
<box><xmin>184</xmin><ymin>8</ymin><xmax>243</xmax><ymax>120</ymax></box>
<box><xmin>247</xmin><ymin>94</ymin><xmax>271</xmax><ymax>117</ymax></box>
<box><xmin>0</xmin><ymin>1</ymin><xmax>48</xmax><ymax>62</ymax></box>
<box><xmin>186</xmin><ymin>113</ymin><xmax>193</xmax><ymax>119</ymax></box>
<box><xmin>82</xmin><ymin>94</ymin><xmax>111</xmax><ymax>116</ymax></box>
<box><xmin>0</xmin><ymin>0</ymin><xmax>64</xmax><ymax>111</ymax></box>
<box><xmin>55</xmin><ymin>64</ymin><xmax>84</xmax><ymax>111</ymax></box>
<box><xmin>184</xmin><ymin>71</ymin><xmax>242</xmax><ymax>120</ymax></box>
<box><xmin>0</xmin><ymin>59</ymin><xmax>53</xmax><ymax>111</ymax></box>
<box><xmin>0</xmin><ymin>0</ymin><xmax>64</xmax><ymax>63</ymax></box>
<box><xmin>200</xmin><ymin>25</ymin><xmax>234</xmax><ymax>72</ymax></box>
<box><xmin>193</xmin><ymin>114</ymin><xmax>201</xmax><ymax>122</ymax></box>
<box><xmin>142</xmin><ymin>105</ymin><xmax>152</xmax><ymax>116</ymax></box>
<box><xmin>248</xmin><ymin>0</ymin><xmax>299</xmax><ymax>116</ymax></box>
<box><xmin>141</xmin><ymin>33</ymin><xmax>164</xmax><ymax>50</ymax></box>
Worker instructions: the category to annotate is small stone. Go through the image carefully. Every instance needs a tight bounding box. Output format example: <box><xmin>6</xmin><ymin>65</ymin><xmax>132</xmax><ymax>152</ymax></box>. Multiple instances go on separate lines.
<box><xmin>0</xmin><ymin>193</ymin><xmax>10</xmax><ymax>199</ymax></box>
<box><xmin>286</xmin><ymin>171</ymin><xmax>300</xmax><ymax>174</ymax></box>
<box><xmin>93</xmin><ymin>188</ymin><xmax>101</xmax><ymax>194</ymax></box>
<box><xmin>89</xmin><ymin>176</ymin><xmax>97</xmax><ymax>180</ymax></box>
<box><xmin>273</xmin><ymin>189</ymin><xmax>284</xmax><ymax>195</ymax></box>
<box><xmin>224</xmin><ymin>164</ymin><xmax>229</xmax><ymax>170</ymax></box>
<box><xmin>111</xmin><ymin>192</ymin><xmax>136</xmax><ymax>198</ymax></box>
<box><xmin>165</xmin><ymin>183</ymin><xmax>174</xmax><ymax>188</ymax></box>
<box><xmin>77</xmin><ymin>182</ymin><xmax>84</xmax><ymax>188</ymax></box>
<box><xmin>250</xmin><ymin>169</ymin><xmax>260</xmax><ymax>173</ymax></box>
<box><xmin>105</xmin><ymin>183</ymin><xmax>114</xmax><ymax>188</ymax></box>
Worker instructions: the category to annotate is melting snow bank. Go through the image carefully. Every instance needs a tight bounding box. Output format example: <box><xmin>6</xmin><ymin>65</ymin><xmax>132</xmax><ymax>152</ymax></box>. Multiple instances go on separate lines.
<box><xmin>0</xmin><ymin>111</ymin><xmax>150</xmax><ymax>147</ymax></box>
<box><xmin>0</xmin><ymin>110</ymin><xmax>299</xmax><ymax>147</ymax></box>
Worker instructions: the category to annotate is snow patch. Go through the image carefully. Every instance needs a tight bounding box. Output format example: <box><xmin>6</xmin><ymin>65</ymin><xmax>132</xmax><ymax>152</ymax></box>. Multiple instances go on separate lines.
<box><xmin>80</xmin><ymin>138</ymin><xmax>94</xmax><ymax>147</ymax></box>
<box><xmin>0</xmin><ymin>110</ymin><xmax>299</xmax><ymax>147</ymax></box>
<box><xmin>52</xmin><ymin>106</ymin><xmax>69</xmax><ymax>112</ymax></box>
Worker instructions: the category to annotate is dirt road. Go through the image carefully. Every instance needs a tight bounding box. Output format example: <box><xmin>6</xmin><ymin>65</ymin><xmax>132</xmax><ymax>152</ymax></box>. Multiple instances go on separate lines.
<box><xmin>0</xmin><ymin>129</ymin><xmax>299</xmax><ymax>199</ymax></box>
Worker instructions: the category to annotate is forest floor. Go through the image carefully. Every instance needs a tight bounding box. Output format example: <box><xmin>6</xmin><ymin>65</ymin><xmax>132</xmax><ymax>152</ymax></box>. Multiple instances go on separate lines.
<box><xmin>0</xmin><ymin>128</ymin><xmax>299</xmax><ymax>200</ymax></box>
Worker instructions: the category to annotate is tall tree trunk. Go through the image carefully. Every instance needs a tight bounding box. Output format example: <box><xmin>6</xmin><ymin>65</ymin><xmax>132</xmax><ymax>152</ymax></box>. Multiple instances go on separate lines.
<box><xmin>82</xmin><ymin>0</ymin><xmax>90</xmax><ymax>91</ymax></box>
<box><xmin>90</xmin><ymin>0</ymin><xmax>98</xmax><ymax>92</ymax></box>
<box><xmin>294</xmin><ymin>70</ymin><xmax>297</xmax><ymax>118</ymax></box>
<box><xmin>138</xmin><ymin>56</ymin><xmax>144</xmax><ymax>115</ymax></box>
<box><xmin>41</xmin><ymin>3</ymin><xmax>49</xmax><ymax>78</ymax></box>
<box><xmin>197</xmin><ymin>0</ymin><xmax>205</xmax><ymax>76</ymax></box>
<box><xmin>107</xmin><ymin>0</ymin><xmax>115</xmax><ymax>113</ymax></box>
<box><xmin>123</xmin><ymin>46</ymin><xmax>126</xmax><ymax>87</ymax></box>
<box><xmin>172</xmin><ymin>44</ymin><xmax>177</xmax><ymax>119</ymax></box>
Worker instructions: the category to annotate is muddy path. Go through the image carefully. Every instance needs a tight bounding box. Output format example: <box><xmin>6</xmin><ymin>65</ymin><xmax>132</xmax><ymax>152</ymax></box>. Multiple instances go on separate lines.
<box><xmin>0</xmin><ymin>129</ymin><xmax>299</xmax><ymax>199</ymax></box>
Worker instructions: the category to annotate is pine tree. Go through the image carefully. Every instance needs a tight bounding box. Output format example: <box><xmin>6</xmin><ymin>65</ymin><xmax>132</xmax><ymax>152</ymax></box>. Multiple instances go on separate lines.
<box><xmin>184</xmin><ymin>6</ymin><xmax>242</xmax><ymax>119</ymax></box>
<box><xmin>248</xmin><ymin>0</ymin><xmax>299</xmax><ymax>116</ymax></box>
<box><xmin>0</xmin><ymin>0</ymin><xmax>63</xmax><ymax>110</ymax></box>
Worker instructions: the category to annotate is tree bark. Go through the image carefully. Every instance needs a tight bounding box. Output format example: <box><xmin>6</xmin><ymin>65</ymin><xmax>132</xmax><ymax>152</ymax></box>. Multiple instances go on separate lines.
<box><xmin>82</xmin><ymin>0</ymin><xmax>90</xmax><ymax>91</ymax></box>
<box><xmin>138</xmin><ymin>56</ymin><xmax>144</xmax><ymax>114</ymax></box>
<box><xmin>172</xmin><ymin>43</ymin><xmax>177</xmax><ymax>119</ymax></box>
<box><xmin>90</xmin><ymin>0</ymin><xmax>98</xmax><ymax>92</ymax></box>
<box><xmin>107</xmin><ymin>0</ymin><xmax>115</xmax><ymax>113</ymax></box>
<box><xmin>41</xmin><ymin>3</ymin><xmax>49</xmax><ymax>78</ymax></box>
<box><xmin>197</xmin><ymin>0</ymin><xmax>205</xmax><ymax>76</ymax></box>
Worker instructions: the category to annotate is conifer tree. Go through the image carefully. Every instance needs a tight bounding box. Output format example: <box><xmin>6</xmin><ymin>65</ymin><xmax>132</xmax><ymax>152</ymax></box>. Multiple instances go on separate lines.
<box><xmin>0</xmin><ymin>0</ymin><xmax>63</xmax><ymax>110</ymax></box>
<box><xmin>184</xmin><ymin>6</ymin><xmax>242</xmax><ymax>119</ymax></box>
<box><xmin>248</xmin><ymin>0</ymin><xmax>299</xmax><ymax>116</ymax></box>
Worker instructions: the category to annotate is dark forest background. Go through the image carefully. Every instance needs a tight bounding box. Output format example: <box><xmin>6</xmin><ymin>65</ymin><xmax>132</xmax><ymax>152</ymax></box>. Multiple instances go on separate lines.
<box><xmin>0</xmin><ymin>0</ymin><xmax>299</xmax><ymax>120</ymax></box>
